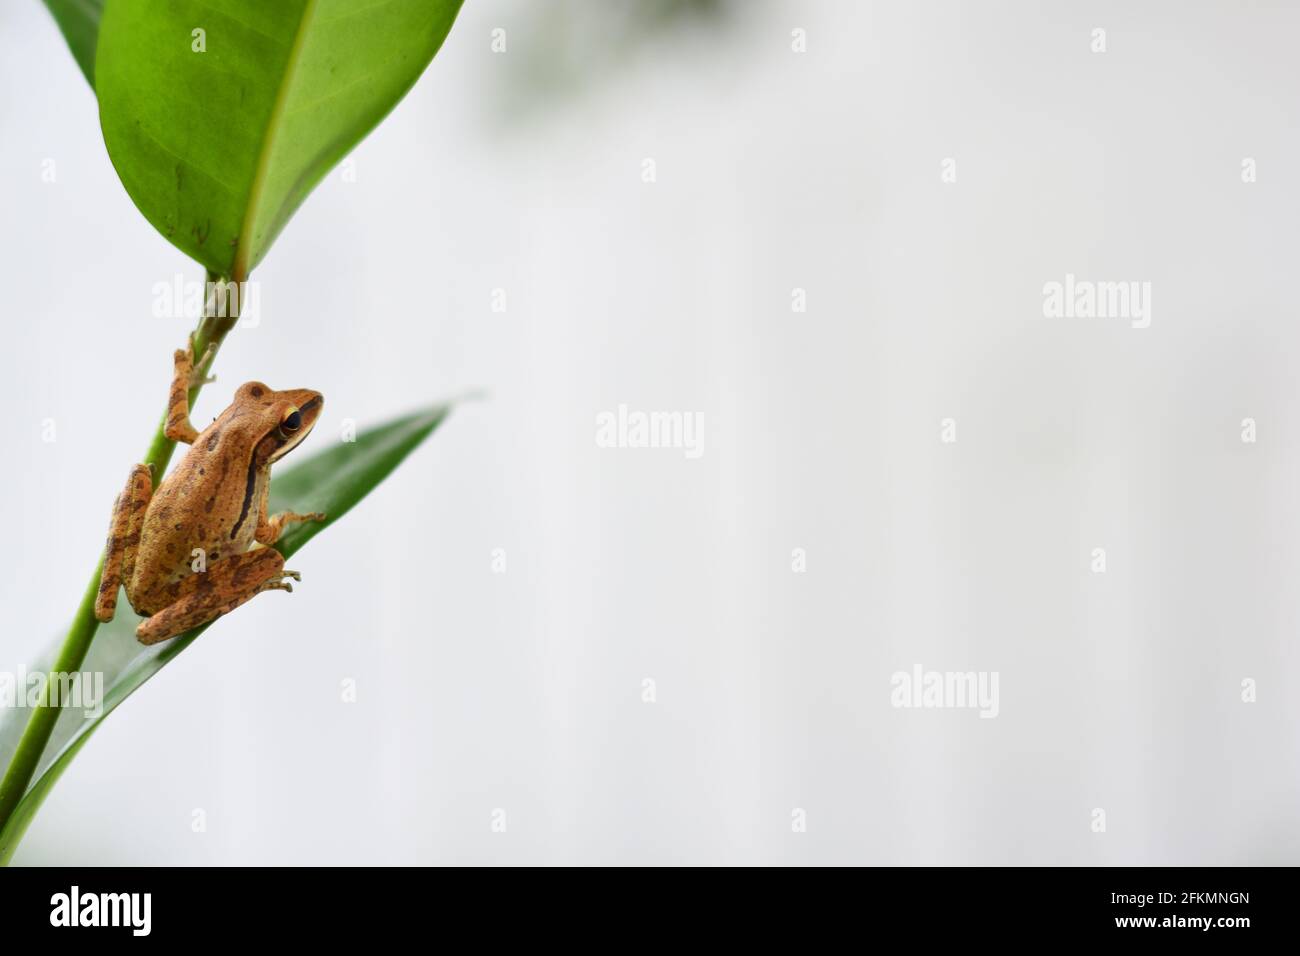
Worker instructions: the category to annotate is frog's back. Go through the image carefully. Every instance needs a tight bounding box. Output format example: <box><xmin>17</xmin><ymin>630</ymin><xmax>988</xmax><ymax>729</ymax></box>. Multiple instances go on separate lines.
<box><xmin>127</xmin><ymin>420</ymin><xmax>263</xmax><ymax>612</ymax></box>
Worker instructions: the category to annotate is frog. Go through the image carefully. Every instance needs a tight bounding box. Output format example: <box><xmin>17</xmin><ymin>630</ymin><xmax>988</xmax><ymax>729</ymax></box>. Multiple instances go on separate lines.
<box><xmin>94</xmin><ymin>337</ymin><xmax>326</xmax><ymax>645</ymax></box>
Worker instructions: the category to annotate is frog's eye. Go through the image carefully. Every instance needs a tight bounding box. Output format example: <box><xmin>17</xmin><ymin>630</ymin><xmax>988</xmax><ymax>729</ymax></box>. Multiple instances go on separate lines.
<box><xmin>280</xmin><ymin>409</ymin><xmax>302</xmax><ymax>435</ymax></box>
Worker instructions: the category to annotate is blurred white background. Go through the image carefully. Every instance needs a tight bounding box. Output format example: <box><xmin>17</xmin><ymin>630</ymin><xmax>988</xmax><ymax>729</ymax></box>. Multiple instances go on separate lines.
<box><xmin>2</xmin><ymin>0</ymin><xmax>1299</xmax><ymax>865</ymax></box>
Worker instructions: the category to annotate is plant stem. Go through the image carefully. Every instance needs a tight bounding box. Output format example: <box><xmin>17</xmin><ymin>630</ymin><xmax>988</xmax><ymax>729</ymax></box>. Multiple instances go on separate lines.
<box><xmin>0</xmin><ymin>285</ymin><xmax>237</xmax><ymax>838</ymax></box>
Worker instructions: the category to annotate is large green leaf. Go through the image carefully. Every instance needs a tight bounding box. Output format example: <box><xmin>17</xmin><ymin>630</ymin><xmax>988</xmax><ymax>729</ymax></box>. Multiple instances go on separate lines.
<box><xmin>0</xmin><ymin>405</ymin><xmax>452</xmax><ymax>863</ymax></box>
<box><xmin>41</xmin><ymin>0</ymin><xmax>104</xmax><ymax>88</ymax></box>
<box><xmin>95</xmin><ymin>0</ymin><xmax>463</xmax><ymax>278</ymax></box>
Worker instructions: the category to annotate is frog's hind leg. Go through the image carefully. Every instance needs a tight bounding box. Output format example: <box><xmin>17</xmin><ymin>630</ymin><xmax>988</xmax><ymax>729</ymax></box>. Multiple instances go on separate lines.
<box><xmin>94</xmin><ymin>463</ymin><xmax>153</xmax><ymax>623</ymax></box>
<box><xmin>135</xmin><ymin>547</ymin><xmax>299</xmax><ymax>646</ymax></box>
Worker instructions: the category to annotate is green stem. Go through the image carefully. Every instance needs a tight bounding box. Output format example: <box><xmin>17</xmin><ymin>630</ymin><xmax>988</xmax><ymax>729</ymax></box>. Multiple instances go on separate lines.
<box><xmin>0</xmin><ymin>281</ymin><xmax>238</xmax><ymax>839</ymax></box>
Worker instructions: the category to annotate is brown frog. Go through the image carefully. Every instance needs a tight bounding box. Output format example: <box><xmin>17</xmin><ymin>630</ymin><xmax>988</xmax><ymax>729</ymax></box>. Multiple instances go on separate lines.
<box><xmin>95</xmin><ymin>338</ymin><xmax>325</xmax><ymax>644</ymax></box>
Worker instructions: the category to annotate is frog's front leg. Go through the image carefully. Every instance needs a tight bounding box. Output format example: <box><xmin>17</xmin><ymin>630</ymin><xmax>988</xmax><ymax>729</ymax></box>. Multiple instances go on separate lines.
<box><xmin>254</xmin><ymin>505</ymin><xmax>327</xmax><ymax>546</ymax></box>
<box><xmin>134</xmin><ymin>547</ymin><xmax>300</xmax><ymax>646</ymax></box>
<box><xmin>250</xmin><ymin>479</ymin><xmax>325</xmax><ymax>546</ymax></box>
<box><xmin>163</xmin><ymin>333</ymin><xmax>216</xmax><ymax>445</ymax></box>
<box><xmin>94</xmin><ymin>463</ymin><xmax>153</xmax><ymax>623</ymax></box>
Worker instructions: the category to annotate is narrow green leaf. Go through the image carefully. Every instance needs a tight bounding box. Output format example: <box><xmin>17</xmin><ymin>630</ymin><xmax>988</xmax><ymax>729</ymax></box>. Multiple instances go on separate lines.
<box><xmin>41</xmin><ymin>0</ymin><xmax>104</xmax><ymax>89</ymax></box>
<box><xmin>0</xmin><ymin>404</ymin><xmax>452</xmax><ymax>863</ymax></box>
<box><xmin>95</xmin><ymin>0</ymin><xmax>464</xmax><ymax>278</ymax></box>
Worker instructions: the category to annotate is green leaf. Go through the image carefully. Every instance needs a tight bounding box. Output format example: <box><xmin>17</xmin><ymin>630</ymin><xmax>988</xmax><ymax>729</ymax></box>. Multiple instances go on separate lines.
<box><xmin>95</xmin><ymin>0</ymin><xmax>464</xmax><ymax>278</ymax></box>
<box><xmin>41</xmin><ymin>0</ymin><xmax>105</xmax><ymax>88</ymax></box>
<box><xmin>0</xmin><ymin>404</ymin><xmax>452</xmax><ymax>863</ymax></box>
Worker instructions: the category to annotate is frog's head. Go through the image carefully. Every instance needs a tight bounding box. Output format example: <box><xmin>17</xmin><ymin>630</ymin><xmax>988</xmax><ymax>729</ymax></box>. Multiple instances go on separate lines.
<box><xmin>233</xmin><ymin>381</ymin><xmax>324</xmax><ymax>464</ymax></box>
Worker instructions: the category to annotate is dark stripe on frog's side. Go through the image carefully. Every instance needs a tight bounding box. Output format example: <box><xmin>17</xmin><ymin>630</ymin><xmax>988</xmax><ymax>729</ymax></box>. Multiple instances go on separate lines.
<box><xmin>230</xmin><ymin>435</ymin><xmax>271</xmax><ymax>540</ymax></box>
<box><xmin>228</xmin><ymin>426</ymin><xmax>293</xmax><ymax>539</ymax></box>
<box><xmin>230</xmin><ymin>454</ymin><xmax>260</xmax><ymax>540</ymax></box>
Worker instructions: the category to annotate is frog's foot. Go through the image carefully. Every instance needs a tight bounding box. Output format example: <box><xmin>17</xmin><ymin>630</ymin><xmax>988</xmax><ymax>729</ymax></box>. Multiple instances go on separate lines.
<box><xmin>184</xmin><ymin>332</ymin><xmax>217</xmax><ymax>388</ymax></box>
<box><xmin>263</xmin><ymin>570</ymin><xmax>302</xmax><ymax>594</ymax></box>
